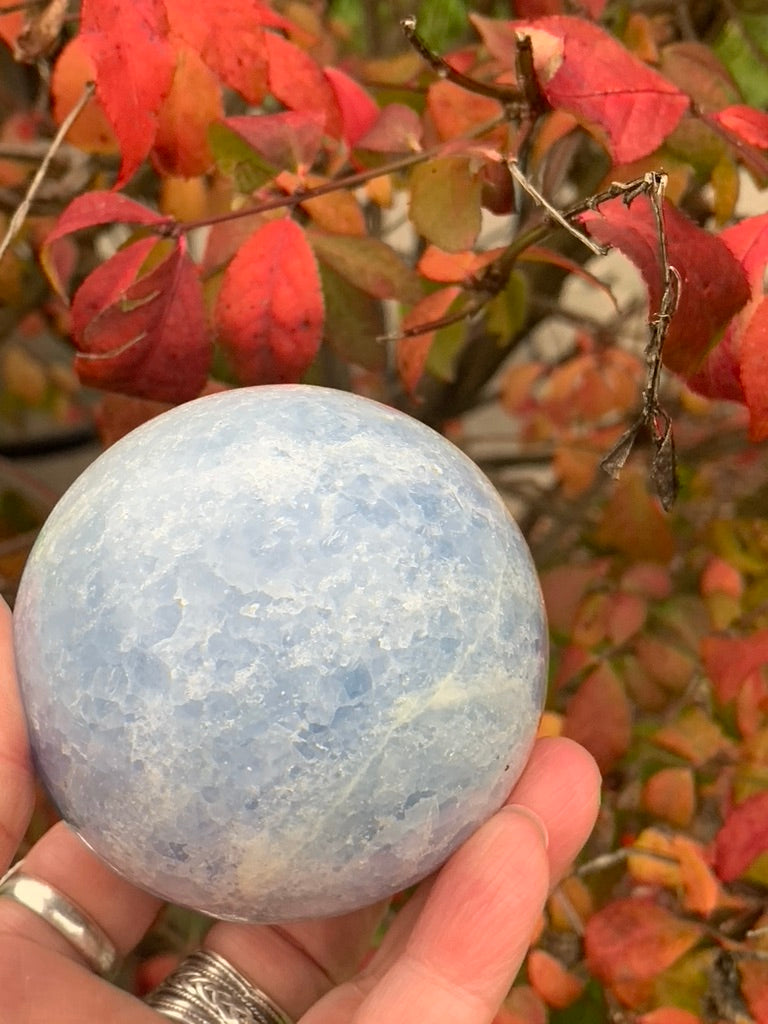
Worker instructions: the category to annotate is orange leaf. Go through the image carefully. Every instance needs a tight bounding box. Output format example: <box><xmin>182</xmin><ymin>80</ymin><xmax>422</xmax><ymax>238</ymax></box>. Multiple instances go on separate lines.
<box><xmin>627</xmin><ymin>828</ymin><xmax>682</xmax><ymax>889</ymax></box>
<box><xmin>427</xmin><ymin>79</ymin><xmax>505</xmax><ymax>143</ymax></box>
<box><xmin>548</xmin><ymin>875</ymin><xmax>593</xmax><ymax>931</ymax></box>
<box><xmin>673</xmin><ymin>836</ymin><xmax>720</xmax><ymax>917</ymax></box>
<box><xmin>714</xmin><ymin>790</ymin><xmax>768</xmax><ymax>882</ymax></box>
<box><xmin>594</xmin><ymin>470</ymin><xmax>676</xmax><ymax>564</ymax></box>
<box><xmin>563</xmin><ymin>662</ymin><xmax>631</xmax><ymax>772</ymax></box>
<box><xmin>639</xmin><ymin>1010</ymin><xmax>703</xmax><ymax>1024</ymax></box>
<box><xmin>277</xmin><ymin>172</ymin><xmax>365</xmax><ymax>236</ymax></box>
<box><xmin>527</xmin><ymin>949</ymin><xmax>585</xmax><ymax>1008</ymax></box>
<box><xmin>642</xmin><ymin>767</ymin><xmax>695</xmax><ymax>828</ymax></box>
<box><xmin>215</xmin><ymin>219</ymin><xmax>323</xmax><ymax>385</ymax></box>
<box><xmin>51</xmin><ymin>37</ymin><xmax>118</xmax><ymax>155</ymax></box>
<box><xmin>701</xmin><ymin>630</ymin><xmax>768</xmax><ymax>705</ymax></box>
<box><xmin>585</xmin><ymin>898</ymin><xmax>703</xmax><ymax>1007</ymax></box>
<box><xmin>653</xmin><ymin>707</ymin><xmax>736</xmax><ymax>767</ymax></box>
<box><xmin>418</xmin><ymin>245</ymin><xmax>506</xmax><ymax>284</ymax></box>
<box><xmin>700</xmin><ymin>557</ymin><xmax>744</xmax><ymax>599</ymax></box>
<box><xmin>397</xmin><ymin>287</ymin><xmax>462</xmax><ymax>395</ymax></box>
<box><xmin>499</xmin><ymin>361</ymin><xmax>546</xmax><ymax>414</ymax></box>
<box><xmin>152</xmin><ymin>45</ymin><xmax>223</xmax><ymax>178</ymax></box>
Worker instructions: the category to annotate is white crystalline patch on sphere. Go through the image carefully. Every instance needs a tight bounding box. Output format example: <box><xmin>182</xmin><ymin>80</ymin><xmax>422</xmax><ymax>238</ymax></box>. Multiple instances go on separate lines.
<box><xmin>14</xmin><ymin>385</ymin><xmax>547</xmax><ymax>922</ymax></box>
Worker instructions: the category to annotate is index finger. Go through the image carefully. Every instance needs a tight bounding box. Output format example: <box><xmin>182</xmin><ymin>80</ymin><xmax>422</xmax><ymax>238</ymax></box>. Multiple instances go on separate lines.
<box><xmin>0</xmin><ymin>601</ymin><xmax>35</xmax><ymax>870</ymax></box>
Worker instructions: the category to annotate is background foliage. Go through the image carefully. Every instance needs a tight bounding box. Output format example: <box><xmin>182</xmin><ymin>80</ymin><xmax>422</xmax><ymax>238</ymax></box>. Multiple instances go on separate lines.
<box><xmin>4</xmin><ymin>0</ymin><xmax>768</xmax><ymax>1020</ymax></box>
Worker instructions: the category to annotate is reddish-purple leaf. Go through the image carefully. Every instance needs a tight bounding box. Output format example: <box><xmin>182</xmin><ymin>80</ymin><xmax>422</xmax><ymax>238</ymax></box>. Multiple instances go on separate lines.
<box><xmin>219</xmin><ymin>110</ymin><xmax>325</xmax><ymax>172</ymax></box>
<box><xmin>215</xmin><ymin>219</ymin><xmax>323</xmax><ymax>384</ymax></box>
<box><xmin>42</xmin><ymin>192</ymin><xmax>171</xmax><ymax>296</ymax></box>
<box><xmin>472</xmin><ymin>15</ymin><xmax>689</xmax><ymax>163</ymax></box>
<box><xmin>714</xmin><ymin>791</ymin><xmax>768</xmax><ymax>882</ymax></box>
<box><xmin>323</xmin><ymin>66</ymin><xmax>379</xmax><ymax>147</ymax></box>
<box><xmin>75</xmin><ymin>242</ymin><xmax>210</xmax><ymax>403</ymax></box>
<box><xmin>580</xmin><ymin>197</ymin><xmax>749</xmax><ymax>375</ymax></box>
<box><xmin>80</xmin><ymin>0</ymin><xmax>175</xmax><ymax>187</ymax></box>
<box><xmin>355</xmin><ymin>103</ymin><xmax>423</xmax><ymax>155</ymax></box>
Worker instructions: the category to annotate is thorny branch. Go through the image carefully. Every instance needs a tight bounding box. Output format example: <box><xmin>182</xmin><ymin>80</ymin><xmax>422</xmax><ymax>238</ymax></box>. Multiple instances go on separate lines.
<box><xmin>592</xmin><ymin>171</ymin><xmax>680</xmax><ymax>510</ymax></box>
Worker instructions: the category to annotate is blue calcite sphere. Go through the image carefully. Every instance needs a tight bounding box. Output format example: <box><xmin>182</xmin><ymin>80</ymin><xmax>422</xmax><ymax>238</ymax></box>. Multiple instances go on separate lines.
<box><xmin>14</xmin><ymin>385</ymin><xmax>547</xmax><ymax>922</ymax></box>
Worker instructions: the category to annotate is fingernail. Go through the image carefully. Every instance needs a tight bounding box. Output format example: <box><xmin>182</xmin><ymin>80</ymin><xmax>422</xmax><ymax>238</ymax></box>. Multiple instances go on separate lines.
<box><xmin>503</xmin><ymin>804</ymin><xmax>549</xmax><ymax>849</ymax></box>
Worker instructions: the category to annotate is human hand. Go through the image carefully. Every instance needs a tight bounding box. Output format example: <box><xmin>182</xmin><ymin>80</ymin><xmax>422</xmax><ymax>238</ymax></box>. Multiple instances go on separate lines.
<box><xmin>0</xmin><ymin>600</ymin><xmax>600</xmax><ymax>1024</ymax></box>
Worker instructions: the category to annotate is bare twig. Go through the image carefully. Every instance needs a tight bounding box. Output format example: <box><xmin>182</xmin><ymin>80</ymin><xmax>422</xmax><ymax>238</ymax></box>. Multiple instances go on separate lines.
<box><xmin>0</xmin><ymin>81</ymin><xmax>94</xmax><ymax>267</ymax></box>
<box><xmin>400</xmin><ymin>15</ymin><xmax>524</xmax><ymax>106</ymax></box>
<box><xmin>509</xmin><ymin>159</ymin><xmax>608</xmax><ymax>257</ymax></box>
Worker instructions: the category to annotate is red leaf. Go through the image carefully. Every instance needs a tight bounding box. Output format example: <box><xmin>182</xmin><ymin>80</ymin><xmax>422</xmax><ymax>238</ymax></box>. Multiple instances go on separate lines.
<box><xmin>163</xmin><ymin>0</ymin><xmax>280</xmax><ymax>104</ymax></box>
<box><xmin>740</xmin><ymin>296</ymin><xmax>768</xmax><ymax>441</ymax></box>
<box><xmin>709</xmin><ymin>105</ymin><xmax>768</xmax><ymax>149</ymax></box>
<box><xmin>71</xmin><ymin>238</ymin><xmax>158</xmax><ymax>337</ymax></box>
<box><xmin>701</xmin><ymin>630</ymin><xmax>768</xmax><ymax>704</ymax></box>
<box><xmin>215</xmin><ymin>219</ymin><xmax>323</xmax><ymax>384</ymax></box>
<box><xmin>220</xmin><ymin>110</ymin><xmax>326</xmax><ymax>172</ymax></box>
<box><xmin>688</xmin><ymin>213</ymin><xmax>768</xmax><ymax>411</ymax></box>
<box><xmin>472</xmin><ymin>15</ymin><xmax>688</xmax><ymax>163</ymax></box>
<box><xmin>714</xmin><ymin>791</ymin><xmax>768</xmax><ymax>882</ymax></box>
<box><xmin>563</xmin><ymin>662</ymin><xmax>632</xmax><ymax>773</ymax></box>
<box><xmin>75</xmin><ymin>242</ymin><xmax>210</xmax><ymax>403</ymax></box>
<box><xmin>42</xmin><ymin>192</ymin><xmax>170</xmax><ymax>296</ymax></box>
<box><xmin>580</xmin><ymin>197</ymin><xmax>750</xmax><ymax>375</ymax></box>
<box><xmin>80</xmin><ymin>0</ymin><xmax>175</xmax><ymax>187</ymax></box>
<box><xmin>323</xmin><ymin>67</ymin><xmax>378</xmax><ymax>147</ymax></box>
<box><xmin>264</xmin><ymin>32</ymin><xmax>341</xmax><ymax>138</ymax></box>
<box><xmin>585</xmin><ymin>898</ymin><xmax>703</xmax><ymax>1006</ymax></box>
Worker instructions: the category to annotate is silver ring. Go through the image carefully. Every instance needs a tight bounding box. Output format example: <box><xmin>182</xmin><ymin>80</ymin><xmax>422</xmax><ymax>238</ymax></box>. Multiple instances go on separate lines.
<box><xmin>145</xmin><ymin>949</ymin><xmax>295</xmax><ymax>1024</ymax></box>
<box><xmin>0</xmin><ymin>859</ymin><xmax>117</xmax><ymax>975</ymax></box>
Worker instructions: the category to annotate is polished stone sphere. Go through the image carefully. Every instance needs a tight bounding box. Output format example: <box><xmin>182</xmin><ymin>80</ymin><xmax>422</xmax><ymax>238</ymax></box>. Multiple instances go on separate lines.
<box><xmin>14</xmin><ymin>385</ymin><xmax>547</xmax><ymax>922</ymax></box>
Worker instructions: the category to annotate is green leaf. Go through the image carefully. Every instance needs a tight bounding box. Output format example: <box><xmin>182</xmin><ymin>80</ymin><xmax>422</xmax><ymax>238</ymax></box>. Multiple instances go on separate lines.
<box><xmin>307</xmin><ymin>230</ymin><xmax>423</xmax><ymax>303</ymax></box>
<box><xmin>409</xmin><ymin>157</ymin><xmax>483</xmax><ymax>252</ymax></box>
<box><xmin>425</xmin><ymin>316</ymin><xmax>466</xmax><ymax>382</ymax></box>
<box><xmin>207</xmin><ymin>122</ymin><xmax>277</xmax><ymax>194</ymax></box>
<box><xmin>715</xmin><ymin>14</ymin><xmax>768</xmax><ymax>108</ymax></box>
<box><xmin>484</xmin><ymin>271</ymin><xmax>527</xmax><ymax>345</ymax></box>
<box><xmin>415</xmin><ymin>0</ymin><xmax>471</xmax><ymax>50</ymax></box>
<box><xmin>549</xmin><ymin>979</ymin><xmax>606</xmax><ymax>1024</ymax></box>
<box><xmin>319</xmin><ymin>264</ymin><xmax>387</xmax><ymax>372</ymax></box>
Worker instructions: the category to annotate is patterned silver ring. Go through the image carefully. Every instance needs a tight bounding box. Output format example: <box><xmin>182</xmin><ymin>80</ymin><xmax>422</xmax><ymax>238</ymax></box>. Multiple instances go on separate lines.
<box><xmin>0</xmin><ymin>859</ymin><xmax>118</xmax><ymax>975</ymax></box>
<box><xmin>145</xmin><ymin>949</ymin><xmax>295</xmax><ymax>1024</ymax></box>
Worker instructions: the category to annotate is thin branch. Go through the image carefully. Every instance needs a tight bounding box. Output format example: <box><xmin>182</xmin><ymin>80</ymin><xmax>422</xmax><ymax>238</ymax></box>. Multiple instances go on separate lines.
<box><xmin>509</xmin><ymin>159</ymin><xmax>608</xmax><ymax>257</ymax></box>
<box><xmin>400</xmin><ymin>15</ymin><xmax>524</xmax><ymax>106</ymax></box>
<box><xmin>0</xmin><ymin>81</ymin><xmax>94</xmax><ymax>267</ymax></box>
<box><xmin>170</xmin><ymin>113</ymin><xmax>510</xmax><ymax>237</ymax></box>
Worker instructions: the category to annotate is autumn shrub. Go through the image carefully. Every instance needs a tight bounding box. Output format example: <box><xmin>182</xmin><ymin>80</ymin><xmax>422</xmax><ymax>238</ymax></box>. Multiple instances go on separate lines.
<box><xmin>3</xmin><ymin>0</ymin><xmax>768</xmax><ymax>1019</ymax></box>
